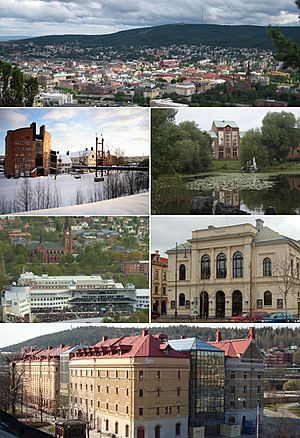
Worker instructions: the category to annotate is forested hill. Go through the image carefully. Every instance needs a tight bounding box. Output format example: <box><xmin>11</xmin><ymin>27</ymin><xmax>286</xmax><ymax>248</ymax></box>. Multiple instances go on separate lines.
<box><xmin>2</xmin><ymin>325</ymin><xmax>299</xmax><ymax>352</ymax></box>
<box><xmin>7</xmin><ymin>24</ymin><xmax>300</xmax><ymax>50</ymax></box>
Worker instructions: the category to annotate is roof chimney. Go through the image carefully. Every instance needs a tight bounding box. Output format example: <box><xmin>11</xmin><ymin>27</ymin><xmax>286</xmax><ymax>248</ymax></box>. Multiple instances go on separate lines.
<box><xmin>142</xmin><ymin>329</ymin><xmax>149</xmax><ymax>337</ymax></box>
<box><xmin>216</xmin><ymin>330</ymin><xmax>222</xmax><ymax>342</ymax></box>
<box><xmin>48</xmin><ymin>346</ymin><xmax>53</xmax><ymax>350</ymax></box>
<box><xmin>255</xmin><ymin>219</ymin><xmax>264</xmax><ymax>230</ymax></box>
<box><xmin>181</xmin><ymin>335</ymin><xmax>186</xmax><ymax>339</ymax></box>
<box><xmin>101</xmin><ymin>336</ymin><xmax>108</xmax><ymax>342</ymax></box>
<box><xmin>60</xmin><ymin>344</ymin><xmax>65</xmax><ymax>348</ymax></box>
<box><xmin>248</xmin><ymin>327</ymin><xmax>255</xmax><ymax>340</ymax></box>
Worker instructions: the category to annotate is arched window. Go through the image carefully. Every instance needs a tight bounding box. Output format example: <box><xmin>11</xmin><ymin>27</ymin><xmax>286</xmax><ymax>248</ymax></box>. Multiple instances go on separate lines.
<box><xmin>264</xmin><ymin>291</ymin><xmax>272</xmax><ymax>306</ymax></box>
<box><xmin>115</xmin><ymin>422</ymin><xmax>119</xmax><ymax>434</ymax></box>
<box><xmin>216</xmin><ymin>253</ymin><xmax>227</xmax><ymax>278</ymax></box>
<box><xmin>105</xmin><ymin>420</ymin><xmax>109</xmax><ymax>431</ymax></box>
<box><xmin>201</xmin><ymin>255</ymin><xmax>211</xmax><ymax>279</ymax></box>
<box><xmin>176</xmin><ymin>423</ymin><xmax>181</xmax><ymax>436</ymax></box>
<box><xmin>233</xmin><ymin>252</ymin><xmax>243</xmax><ymax>278</ymax></box>
<box><xmin>155</xmin><ymin>425</ymin><xmax>161</xmax><ymax>438</ymax></box>
<box><xmin>179</xmin><ymin>264</ymin><xmax>186</xmax><ymax>280</ymax></box>
<box><xmin>125</xmin><ymin>425</ymin><xmax>129</xmax><ymax>437</ymax></box>
<box><xmin>138</xmin><ymin>388</ymin><xmax>144</xmax><ymax>397</ymax></box>
<box><xmin>263</xmin><ymin>258</ymin><xmax>272</xmax><ymax>276</ymax></box>
<box><xmin>179</xmin><ymin>293</ymin><xmax>185</xmax><ymax>306</ymax></box>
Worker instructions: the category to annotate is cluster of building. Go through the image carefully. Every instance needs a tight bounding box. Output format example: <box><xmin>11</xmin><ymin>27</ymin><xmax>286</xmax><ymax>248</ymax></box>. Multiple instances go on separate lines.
<box><xmin>4</xmin><ymin>123</ymin><xmax>146</xmax><ymax>179</ymax></box>
<box><xmin>1</xmin><ymin>39</ymin><xmax>298</xmax><ymax>107</ymax></box>
<box><xmin>152</xmin><ymin>219</ymin><xmax>300</xmax><ymax>320</ymax></box>
<box><xmin>3</xmin><ymin>272</ymin><xmax>148</xmax><ymax>321</ymax></box>
<box><xmin>14</xmin><ymin>328</ymin><xmax>264</xmax><ymax>438</ymax></box>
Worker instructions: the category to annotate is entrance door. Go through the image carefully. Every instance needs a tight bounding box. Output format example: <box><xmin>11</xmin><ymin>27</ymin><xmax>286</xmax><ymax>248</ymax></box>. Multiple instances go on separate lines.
<box><xmin>216</xmin><ymin>291</ymin><xmax>225</xmax><ymax>318</ymax></box>
<box><xmin>161</xmin><ymin>300</ymin><xmax>167</xmax><ymax>314</ymax></box>
<box><xmin>137</xmin><ymin>427</ymin><xmax>145</xmax><ymax>438</ymax></box>
<box><xmin>232</xmin><ymin>290</ymin><xmax>243</xmax><ymax>316</ymax></box>
<box><xmin>200</xmin><ymin>291</ymin><xmax>209</xmax><ymax>319</ymax></box>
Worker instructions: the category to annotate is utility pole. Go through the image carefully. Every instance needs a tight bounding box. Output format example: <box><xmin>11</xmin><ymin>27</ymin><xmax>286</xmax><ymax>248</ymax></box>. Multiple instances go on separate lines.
<box><xmin>94</xmin><ymin>133</ymin><xmax>104</xmax><ymax>182</ymax></box>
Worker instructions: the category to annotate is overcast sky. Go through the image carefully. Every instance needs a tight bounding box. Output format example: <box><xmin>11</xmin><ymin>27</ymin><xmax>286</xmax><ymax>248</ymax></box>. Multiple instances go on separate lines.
<box><xmin>0</xmin><ymin>108</ymin><xmax>149</xmax><ymax>156</ymax></box>
<box><xmin>151</xmin><ymin>216</ymin><xmax>300</xmax><ymax>256</ymax></box>
<box><xmin>0</xmin><ymin>322</ymin><xmax>296</xmax><ymax>349</ymax></box>
<box><xmin>0</xmin><ymin>0</ymin><xmax>299</xmax><ymax>37</ymax></box>
<box><xmin>175</xmin><ymin>108</ymin><xmax>300</xmax><ymax>132</ymax></box>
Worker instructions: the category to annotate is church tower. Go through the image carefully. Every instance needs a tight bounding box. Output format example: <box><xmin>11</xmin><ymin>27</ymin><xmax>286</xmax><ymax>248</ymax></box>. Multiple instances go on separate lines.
<box><xmin>63</xmin><ymin>218</ymin><xmax>73</xmax><ymax>255</ymax></box>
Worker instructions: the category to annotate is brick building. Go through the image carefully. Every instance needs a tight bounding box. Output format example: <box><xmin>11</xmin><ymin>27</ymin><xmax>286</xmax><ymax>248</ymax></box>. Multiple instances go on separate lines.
<box><xmin>121</xmin><ymin>261</ymin><xmax>149</xmax><ymax>275</ymax></box>
<box><xmin>151</xmin><ymin>251</ymin><xmax>168</xmax><ymax>316</ymax></box>
<box><xmin>5</xmin><ymin>123</ymin><xmax>51</xmax><ymax>178</ymax></box>
<box><xmin>210</xmin><ymin>120</ymin><xmax>241</xmax><ymax>160</ymax></box>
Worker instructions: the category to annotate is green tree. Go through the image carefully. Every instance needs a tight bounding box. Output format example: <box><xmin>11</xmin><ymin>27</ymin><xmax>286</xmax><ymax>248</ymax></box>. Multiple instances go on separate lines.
<box><xmin>283</xmin><ymin>379</ymin><xmax>300</xmax><ymax>391</ymax></box>
<box><xmin>268</xmin><ymin>1</ymin><xmax>300</xmax><ymax>69</ymax></box>
<box><xmin>261</xmin><ymin>111</ymin><xmax>297</xmax><ymax>162</ymax></box>
<box><xmin>240</xmin><ymin>129</ymin><xmax>269</xmax><ymax>167</ymax></box>
<box><xmin>24</xmin><ymin>77</ymin><xmax>39</xmax><ymax>106</ymax></box>
<box><xmin>293</xmin><ymin>348</ymin><xmax>300</xmax><ymax>364</ymax></box>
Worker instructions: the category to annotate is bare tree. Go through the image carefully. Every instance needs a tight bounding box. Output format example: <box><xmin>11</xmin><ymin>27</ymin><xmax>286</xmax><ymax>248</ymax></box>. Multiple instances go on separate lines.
<box><xmin>113</xmin><ymin>147</ymin><xmax>125</xmax><ymax>166</ymax></box>
<box><xmin>272</xmin><ymin>253</ymin><xmax>300</xmax><ymax>318</ymax></box>
<box><xmin>16</xmin><ymin>179</ymin><xmax>33</xmax><ymax>212</ymax></box>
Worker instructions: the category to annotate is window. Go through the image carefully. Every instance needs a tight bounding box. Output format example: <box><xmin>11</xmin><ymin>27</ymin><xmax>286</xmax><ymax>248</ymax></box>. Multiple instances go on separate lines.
<box><xmin>277</xmin><ymin>299</ymin><xmax>283</xmax><ymax>309</ymax></box>
<box><xmin>139</xmin><ymin>407</ymin><xmax>144</xmax><ymax>416</ymax></box>
<box><xmin>230</xmin><ymin>385</ymin><xmax>235</xmax><ymax>394</ymax></box>
<box><xmin>156</xmin><ymin>407</ymin><xmax>160</xmax><ymax>415</ymax></box>
<box><xmin>116</xmin><ymin>404</ymin><xmax>118</xmax><ymax>412</ymax></box>
<box><xmin>116</xmin><ymin>387</ymin><xmax>118</xmax><ymax>395</ymax></box>
<box><xmin>179</xmin><ymin>264</ymin><xmax>186</xmax><ymax>280</ymax></box>
<box><xmin>230</xmin><ymin>400</ymin><xmax>235</xmax><ymax>407</ymax></box>
<box><xmin>216</xmin><ymin>253</ymin><xmax>227</xmax><ymax>278</ymax></box>
<box><xmin>156</xmin><ymin>371</ymin><xmax>161</xmax><ymax>380</ymax></box>
<box><xmin>126</xmin><ymin>406</ymin><xmax>129</xmax><ymax>414</ymax></box>
<box><xmin>263</xmin><ymin>258</ymin><xmax>272</xmax><ymax>276</ymax></box>
<box><xmin>139</xmin><ymin>370</ymin><xmax>144</xmax><ymax>380</ymax></box>
<box><xmin>257</xmin><ymin>299</ymin><xmax>262</xmax><ymax>309</ymax></box>
<box><xmin>105</xmin><ymin>420</ymin><xmax>109</xmax><ymax>431</ymax></box>
<box><xmin>243</xmin><ymin>386</ymin><xmax>247</xmax><ymax>394</ymax></box>
<box><xmin>233</xmin><ymin>252</ymin><xmax>243</xmax><ymax>278</ymax></box>
<box><xmin>178</xmin><ymin>371</ymin><xmax>181</xmax><ymax>380</ymax></box>
<box><xmin>201</xmin><ymin>255</ymin><xmax>211</xmax><ymax>279</ymax></box>
<box><xmin>139</xmin><ymin>388</ymin><xmax>144</xmax><ymax>397</ymax></box>
<box><xmin>177</xmin><ymin>387</ymin><xmax>180</xmax><ymax>396</ymax></box>
<box><xmin>258</xmin><ymin>386</ymin><xmax>261</xmax><ymax>393</ymax></box>
<box><xmin>230</xmin><ymin>372</ymin><xmax>235</xmax><ymax>379</ymax></box>
<box><xmin>156</xmin><ymin>388</ymin><xmax>160</xmax><ymax>397</ymax></box>
<box><xmin>176</xmin><ymin>423</ymin><xmax>181</xmax><ymax>436</ymax></box>
<box><xmin>155</xmin><ymin>425</ymin><xmax>161</xmax><ymax>438</ymax></box>
<box><xmin>106</xmin><ymin>403</ymin><xmax>109</xmax><ymax>410</ymax></box>
<box><xmin>264</xmin><ymin>291</ymin><xmax>272</xmax><ymax>306</ymax></box>
<box><xmin>125</xmin><ymin>425</ymin><xmax>129</xmax><ymax>437</ymax></box>
<box><xmin>177</xmin><ymin>405</ymin><xmax>180</xmax><ymax>413</ymax></box>
<box><xmin>115</xmin><ymin>422</ymin><xmax>118</xmax><ymax>434</ymax></box>
<box><xmin>179</xmin><ymin>293</ymin><xmax>185</xmax><ymax>306</ymax></box>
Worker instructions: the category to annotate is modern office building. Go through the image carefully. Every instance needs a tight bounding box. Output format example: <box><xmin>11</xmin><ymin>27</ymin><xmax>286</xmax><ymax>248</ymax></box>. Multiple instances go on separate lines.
<box><xmin>5</xmin><ymin>122</ymin><xmax>51</xmax><ymax>178</ymax></box>
<box><xmin>169</xmin><ymin>337</ymin><xmax>225</xmax><ymax>437</ymax></box>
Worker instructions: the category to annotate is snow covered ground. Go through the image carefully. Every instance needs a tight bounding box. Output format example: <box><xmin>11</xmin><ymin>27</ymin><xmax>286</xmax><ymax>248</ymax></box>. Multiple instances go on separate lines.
<box><xmin>0</xmin><ymin>172</ymin><xmax>149</xmax><ymax>214</ymax></box>
<box><xmin>15</xmin><ymin>193</ymin><xmax>149</xmax><ymax>215</ymax></box>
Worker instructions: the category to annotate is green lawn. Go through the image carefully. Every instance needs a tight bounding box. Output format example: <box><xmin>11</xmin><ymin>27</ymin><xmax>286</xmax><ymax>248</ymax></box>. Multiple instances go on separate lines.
<box><xmin>212</xmin><ymin>160</ymin><xmax>241</xmax><ymax>171</ymax></box>
<box><xmin>289</xmin><ymin>407</ymin><xmax>300</xmax><ymax>418</ymax></box>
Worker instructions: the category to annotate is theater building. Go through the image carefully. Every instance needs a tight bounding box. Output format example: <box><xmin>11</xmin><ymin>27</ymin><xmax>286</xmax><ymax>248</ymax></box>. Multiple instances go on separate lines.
<box><xmin>5</xmin><ymin>122</ymin><xmax>51</xmax><ymax>178</ymax></box>
<box><xmin>165</xmin><ymin>219</ymin><xmax>300</xmax><ymax>320</ymax></box>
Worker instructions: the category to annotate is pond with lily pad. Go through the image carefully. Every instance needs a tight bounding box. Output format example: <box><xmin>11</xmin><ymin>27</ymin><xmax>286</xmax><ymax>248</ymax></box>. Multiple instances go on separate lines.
<box><xmin>152</xmin><ymin>173</ymin><xmax>300</xmax><ymax>215</ymax></box>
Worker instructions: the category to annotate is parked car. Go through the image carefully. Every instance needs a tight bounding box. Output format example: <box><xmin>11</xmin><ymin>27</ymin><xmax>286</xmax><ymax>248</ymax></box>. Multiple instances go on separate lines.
<box><xmin>260</xmin><ymin>312</ymin><xmax>299</xmax><ymax>323</ymax></box>
<box><xmin>230</xmin><ymin>311</ymin><xmax>269</xmax><ymax>322</ymax></box>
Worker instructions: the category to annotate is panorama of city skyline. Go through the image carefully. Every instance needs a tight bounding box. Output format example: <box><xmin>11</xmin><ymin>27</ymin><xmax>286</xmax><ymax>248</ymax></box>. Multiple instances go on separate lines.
<box><xmin>0</xmin><ymin>108</ymin><xmax>150</xmax><ymax>156</ymax></box>
<box><xmin>0</xmin><ymin>0</ymin><xmax>299</xmax><ymax>37</ymax></box>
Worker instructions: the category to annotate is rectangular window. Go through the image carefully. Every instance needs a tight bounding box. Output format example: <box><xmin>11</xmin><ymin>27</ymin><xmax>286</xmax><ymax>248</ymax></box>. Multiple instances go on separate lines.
<box><xmin>277</xmin><ymin>299</ymin><xmax>283</xmax><ymax>309</ymax></box>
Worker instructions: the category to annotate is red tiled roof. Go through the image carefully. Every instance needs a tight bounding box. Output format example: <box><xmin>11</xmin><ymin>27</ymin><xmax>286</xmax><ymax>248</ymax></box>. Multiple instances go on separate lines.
<box><xmin>73</xmin><ymin>331</ymin><xmax>185</xmax><ymax>360</ymax></box>
<box><xmin>209</xmin><ymin>328</ymin><xmax>254</xmax><ymax>358</ymax></box>
<box><xmin>22</xmin><ymin>345</ymin><xmax>71</xmax><ymax>361</ymax></box>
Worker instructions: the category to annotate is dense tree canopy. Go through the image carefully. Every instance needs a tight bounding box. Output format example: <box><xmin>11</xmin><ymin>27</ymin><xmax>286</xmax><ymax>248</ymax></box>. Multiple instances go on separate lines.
<box><xmin>240</xmin><ymin>111</ymin><xmax>299</xmax><ymax>167</ymax></box>
<box><xmin>0</xmin><ymin>60</ymin><xmax>39</xmax><ymax>107</ymax></box>
<box><xmin>151</xmin><ymin>109</ymin><xmax>213</xmax><ymax>177</ymax></box>
<box><xmin>268</xmin><ymin>0</ymin><xmax>300</xmax><ymax>69</ymax></box>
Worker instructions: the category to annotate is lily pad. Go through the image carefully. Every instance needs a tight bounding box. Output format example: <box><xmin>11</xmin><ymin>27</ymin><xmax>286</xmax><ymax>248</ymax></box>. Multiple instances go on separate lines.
<box><xmin>185</xmin><ymin>173</ymin><xmax>276</xmax><ymax>192</ymax></box>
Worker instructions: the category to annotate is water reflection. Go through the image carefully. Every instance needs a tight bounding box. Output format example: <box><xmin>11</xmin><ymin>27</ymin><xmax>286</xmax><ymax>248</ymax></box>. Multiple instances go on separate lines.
<box><xmin>153</xmin><ymin>174</ymin><xmax>300</xmax><ymax>215</ymax></box>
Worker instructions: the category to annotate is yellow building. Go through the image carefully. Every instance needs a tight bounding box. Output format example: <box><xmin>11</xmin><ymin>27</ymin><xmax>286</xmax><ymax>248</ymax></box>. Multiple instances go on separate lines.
<box><xmin>69</xmin><ymin>330</ymin><xmax>190</xmax><ymax>438</ymax></box>
<box><xmin>165</xmin><ymin>219</ymin><xmax>300</xmax><ymax>320</ymax></box>
<box><xmin>151</xmin><ymin>251</ymin><xmax>168</xmax><ymax>315</ymax></box>
<box><xmin>15</xmin><ymin>345</ymin><xmax>70</xmax><ymax>415</ymax></box>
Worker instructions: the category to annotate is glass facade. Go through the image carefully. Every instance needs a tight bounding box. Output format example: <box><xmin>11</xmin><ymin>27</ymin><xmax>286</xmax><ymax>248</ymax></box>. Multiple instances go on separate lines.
<box><xmin>189</xmin><ymin>350</ymin><xmax>225</xmax><ymax>436</ymax></box>
<box><xmin>169</xmin><ymin>338</ymin><xmax>225</xmax><ymax>437</ymax></box>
